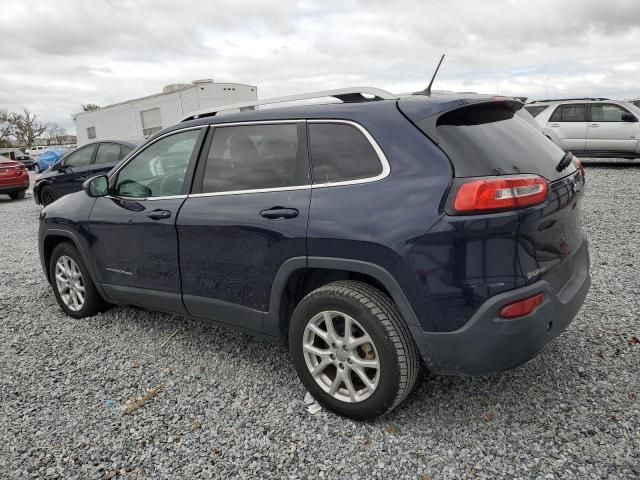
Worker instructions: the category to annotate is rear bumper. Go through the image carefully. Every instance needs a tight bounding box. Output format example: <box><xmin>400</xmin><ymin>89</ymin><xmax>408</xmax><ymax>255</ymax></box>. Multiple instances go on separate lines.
<box><xmin>0</xmin><ymin>183</ymin><xmax>28</xmax><ymax>194</ymax></box>
<box><xmin>413</xmin><ymin>240</ymin><xmax>590</xmax><ymax>375</ymax></box>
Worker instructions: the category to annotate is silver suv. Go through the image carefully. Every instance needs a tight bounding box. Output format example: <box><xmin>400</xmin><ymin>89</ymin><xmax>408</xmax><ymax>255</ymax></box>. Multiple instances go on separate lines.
<box><xmin>524</xmin><ymin>98</ymin><xmax>640</xmax><ymax>158</ymax></box>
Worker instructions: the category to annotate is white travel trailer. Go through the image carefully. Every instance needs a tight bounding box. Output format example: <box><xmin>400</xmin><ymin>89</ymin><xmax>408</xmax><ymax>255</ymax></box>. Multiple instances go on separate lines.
<box><xmin>73</xmin><ymin>79</ymin><xmax>257</xmax><ymax>146</ymax></box>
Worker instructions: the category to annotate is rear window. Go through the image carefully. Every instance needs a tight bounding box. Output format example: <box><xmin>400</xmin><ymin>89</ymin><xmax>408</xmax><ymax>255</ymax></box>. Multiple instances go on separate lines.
<box><xmin>435</xmin><ymin>103</ymin><xmax>571</xmax><ymax>180</ymax></box>
<box><xmin>308</xmin><ymin>123</ymin><xmax>382</xmax><ymax>184</ymax></box>
<box><xmin>523</xmin><ymin>105</ymin><xmax>547</xmax><ymax>117</ymax></box>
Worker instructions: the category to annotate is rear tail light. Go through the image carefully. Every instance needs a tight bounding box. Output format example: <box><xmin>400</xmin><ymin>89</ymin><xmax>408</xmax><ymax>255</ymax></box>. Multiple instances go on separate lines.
<box><xmin>451</xmin><ymin>175</ymin><xmax>548</xmax><ymax>214</ymax></box>
<box><xmin>573</xmin><ymin>156</ymin><xmax>585</xmax><ymax>176</ymax></box>
<box><xmin>499</xmin><ymin>292</ymin><xmax>545</xmax><ymax>318</ymax></box>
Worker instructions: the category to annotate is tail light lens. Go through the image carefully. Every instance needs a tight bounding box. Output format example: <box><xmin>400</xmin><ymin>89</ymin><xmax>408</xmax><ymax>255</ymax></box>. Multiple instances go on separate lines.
<box><xmin>451</xmin><ymin>175</ymin><xmax>548</xmax><ymax>214</ymax></box>
<box><xmin>573</xmin><ymin>156</ymin><xmax>585</xmax><ymax>176</ymax></box>
<box><xmin>499</xmin><ymin>292</ymin><xmax>545</xmax><ymax>318</ymax></box>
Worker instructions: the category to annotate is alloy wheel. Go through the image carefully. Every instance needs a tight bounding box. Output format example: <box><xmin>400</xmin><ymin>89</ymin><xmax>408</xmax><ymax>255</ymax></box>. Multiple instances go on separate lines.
<box><xmin>55</xmin><ymin>255</ymin><xmax>85</xmax><ymax>312</ymax></box>
<box><xmin>302</xmin><ymin>310</ymin><xmax>380</xmax><ymax>403</ymax></box>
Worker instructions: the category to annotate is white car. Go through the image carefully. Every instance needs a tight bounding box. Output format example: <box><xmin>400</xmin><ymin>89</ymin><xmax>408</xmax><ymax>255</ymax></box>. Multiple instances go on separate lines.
<box><xmin>524</xmin><ymin>98</ymin><xmax>640</xmax><ymax>158</ymax></box>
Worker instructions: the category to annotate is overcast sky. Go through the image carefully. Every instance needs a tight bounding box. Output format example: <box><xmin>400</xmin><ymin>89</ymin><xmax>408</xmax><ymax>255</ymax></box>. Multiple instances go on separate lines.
<box><xmin>1</xmin><ymin>0</ymin><xmax>640</xmax><ymax>134</ymax></box>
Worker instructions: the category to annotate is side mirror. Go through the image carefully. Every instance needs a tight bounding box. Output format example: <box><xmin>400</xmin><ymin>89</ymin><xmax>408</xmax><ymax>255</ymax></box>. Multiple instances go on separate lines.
<box><xmin>622</xmin><ymin>113</ymin><xmax>638</xmax><ymax>122</ymax></box>
<box><xmin>84</xmin><ymin>175</ymin><xmax>109</xmax><ymax>198</ymax></box>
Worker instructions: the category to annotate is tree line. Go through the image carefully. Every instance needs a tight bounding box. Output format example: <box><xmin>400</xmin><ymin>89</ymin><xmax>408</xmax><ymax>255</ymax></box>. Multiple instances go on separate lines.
<box><xmin>0</xmin><ymin>108</ymin><xmax>69</xmax><ymax>148</ymax></box>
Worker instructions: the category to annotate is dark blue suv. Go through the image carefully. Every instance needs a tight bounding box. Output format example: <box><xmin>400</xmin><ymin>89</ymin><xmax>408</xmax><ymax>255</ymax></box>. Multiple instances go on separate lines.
<box><xmin>38</xmin><ymin>89</ymin><xmax>590</xmax><ymax>420</ymax></box>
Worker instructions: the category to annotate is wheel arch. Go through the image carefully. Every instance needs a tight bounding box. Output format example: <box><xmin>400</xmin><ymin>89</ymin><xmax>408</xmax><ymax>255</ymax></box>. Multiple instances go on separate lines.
<box><xmin>41</xmin><ymin>229</ymin><xmax>98</xmax><ymax>287</ymax></box>
<box><xmin>265</xmin><ymin>257</ymin><xmax>421</xmax><ymax>338</ymax></box>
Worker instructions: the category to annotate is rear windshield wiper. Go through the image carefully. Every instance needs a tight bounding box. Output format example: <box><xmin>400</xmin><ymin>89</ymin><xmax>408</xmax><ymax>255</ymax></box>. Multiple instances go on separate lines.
<box><xmin>556</xmin><ymin>151</ymin><xmax>574</xmax><ymax>172</ymax></box>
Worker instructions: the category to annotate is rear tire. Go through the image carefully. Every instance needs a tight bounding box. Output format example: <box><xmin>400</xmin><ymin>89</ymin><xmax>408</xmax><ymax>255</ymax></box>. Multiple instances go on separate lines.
<box><xmin>8</xmin><ymin>191</ymin><xmax>26</xmax><ymax>200</ymax></box>
<box><xmin>49</xmin><ymin>242</ymin><xmax>109</xmax><ymax>318</ymax></box>
<box><xmin>40</xmin><ymin>185</ymin><xmax>56</xmax><ymax>206</ymax></box>
<box><xmin>289</xmin><ymin>280</ymin><xmax>419</xmax><ymax>420</ymax></box>
<box><xmin>34</xmin><ymin>164</ymin><xmax>40</xmax><ymax>173</ymax></box>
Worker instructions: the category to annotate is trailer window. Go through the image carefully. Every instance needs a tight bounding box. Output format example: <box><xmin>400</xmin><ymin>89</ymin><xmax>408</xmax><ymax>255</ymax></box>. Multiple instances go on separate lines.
<box><xmin>141</xmin><ymin>108</ymin><xmax>162</xmax><ymax>138</ymax></box>
<box><xmin>87</xmin><ymin>127</ymin><xmax>96</xmax><ymax>139</ymax></box>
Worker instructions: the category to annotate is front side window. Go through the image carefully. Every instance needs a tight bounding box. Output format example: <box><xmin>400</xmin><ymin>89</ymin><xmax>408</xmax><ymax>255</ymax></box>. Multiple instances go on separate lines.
<box><xmin>65</xmin><ymin>145</ymin><xmax>96</xmax><ymax>168</ymax></box>
<box><xmin>590</xmin><ymin>104</ymin><xmax>631</xmax><ymax>122</ymax></box>
<box><xmin>201</xmin><ymin>123</ymin><xmax>306</xmax><ymax>193</ymax></box>
<box><xmin>87</xmin><ymin>127</ymin><xmax>96</xmax><ymax>139</ymax></box>
<box><xmin>94</xmin><ymin>143</ymin><xmax>122</xmax><ymax>164</ymax></box>
<box><xmin>549</xmin><ymin>104</ymin><xmax>587</xmax><ymax>122</ymax></box>
<box><xmin>114</xmin><ymin>129</ymin><xmax>200</xmax><ymax>198</ymax></box>
<box><xmin>308</xmin><ymin>123</ymin><xmax>383</xmax><ymax>184</ymax></box>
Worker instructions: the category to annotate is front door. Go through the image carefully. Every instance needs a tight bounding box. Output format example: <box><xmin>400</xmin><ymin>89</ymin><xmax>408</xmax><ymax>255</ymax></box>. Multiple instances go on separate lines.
<box><xmin>55</xmin><ymin>144</ymin><xmax>98</xmax><ymax>196</ymax></box>
<box><xmin>546</xmin><ymin>103</ymin><xmax>587</xmax><ymax>151</ymax></box>
<box><xmin>177</xmin><ymin>122</ymin><xmax>310</xmax><ymax>332</ymax></box>
<box><xmin>586</xmin><ymin>103</ymin><xmax>640</xmax><ymax>152</ymax></box>
<box><xmin>88</xmin><ymin>128</ymin><xmax>206</xmax><ymax>312</ymax></box>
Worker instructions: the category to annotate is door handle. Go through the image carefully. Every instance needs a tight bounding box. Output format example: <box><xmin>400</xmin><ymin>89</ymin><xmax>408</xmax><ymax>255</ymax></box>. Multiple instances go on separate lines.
<box><xmin>146</xmin><ymin>209</ymin><xmax>172</xmax><ymax>220</ymax></box>
<box><xmin>589</xmin><ymin>124</ymin><xmax>600</xmax><ymax>128</ymax></box>
<box><xmin>550</xmin><ymin>123</ymin><xmax>561</xmax><ymax>127</ymax></box>
<box><xmin>259</xmin><ymin>207</ymin><xmax>299</xmax><ymax>219</ymax></box>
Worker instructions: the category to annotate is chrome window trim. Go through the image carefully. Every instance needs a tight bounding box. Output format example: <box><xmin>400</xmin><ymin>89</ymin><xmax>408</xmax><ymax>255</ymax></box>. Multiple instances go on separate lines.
<box><xmin>107</xmin><ymin>125</ymin><xmax>205</xmax><ymax>202</ymax></box>
<box><xmin>188</xmin><ymin>119</ymin><xmax>390</xmax><ymax>198</ymax></box>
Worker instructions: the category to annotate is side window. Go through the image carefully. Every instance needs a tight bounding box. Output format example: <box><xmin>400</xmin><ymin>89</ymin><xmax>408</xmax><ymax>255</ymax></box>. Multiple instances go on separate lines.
<box><xmin>94</xmin><ymin>143</ymin><xmax>121</xmax><ymax>164</ymax></box>
<box><xmin>590</xmin><ymin>104</ymin><xmax>630</xmax><ymax>122</ymax></box>
<box><xmin>65</xmin><ymin>145</ymin><xmax>96</xmax><ymax>168</ymax></box>
<box><xmin>201</xmin><ymin>123</ymin><xmax>306</xmax><ymax>193</ymax></box>
<box><xmin>87</xmin><ymin>127</ymin><xmax>96</xmax><ymax>139</ymax></box>
<box><xmin>308</xmin><ymin>123</ymin><xmax>383</xmax><ymax>184</ymax></box>
<box><xmin>549</xmin><ymin>104</ymin><xmax>586</xmax><ymax>122</ymax></box>
<box><xmin>523</xmin><ymin>105</ymin><xmax>547</xmax><ymax>117</ymax></box>
<box><xmin>115</xmin><ymin>129</ymin><xmax>201</xmax><ymax>198</ymax></box>
<box><xmin>119</xmin><ymin>145</ymin><xmax>133</xmax><ymax>160</ymax></box>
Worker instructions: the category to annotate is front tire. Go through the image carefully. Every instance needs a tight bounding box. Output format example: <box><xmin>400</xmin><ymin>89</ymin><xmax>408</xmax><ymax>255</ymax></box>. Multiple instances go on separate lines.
<box><xmin>289</xmin><ymin>281</ymin><xmax>419</xmax><ymax>420</ymax></box>
<box><xmin>40</xmin><ymin>185</ymin><xmax>56</xmax><ymax>206</ymax></box>
<box><xmin>49</xmin><ymin>242</ymin><xmax>109</xmax><ymax>318</ymax></box>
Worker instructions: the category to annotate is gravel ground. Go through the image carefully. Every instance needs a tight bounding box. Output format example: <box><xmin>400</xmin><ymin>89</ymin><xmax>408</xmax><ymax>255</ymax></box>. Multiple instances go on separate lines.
<box><xmin>0</xmin><ymin>168</ymin><xmax>638</xmax><ymax>479</ymax></box>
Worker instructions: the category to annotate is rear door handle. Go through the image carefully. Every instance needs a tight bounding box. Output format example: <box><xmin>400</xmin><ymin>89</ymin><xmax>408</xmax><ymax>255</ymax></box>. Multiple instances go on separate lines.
<box><xmin>146</xmin><ymin>209</ymin><xmax>172</xmax><ymax>220</ymax></box>
<box><xmin>259</xmin><ymin>207</ymin><xmax>299</xmax><ymax>219</ymax></box>
<box><xmin>589</xmin><ymin>124</ymin><xmax>600</xmax><ymax>128</ymax></box>
<box><xmin>550</xmin><ymin>123</ymin><xmax>561</xmax><ymax>127</ymax></box>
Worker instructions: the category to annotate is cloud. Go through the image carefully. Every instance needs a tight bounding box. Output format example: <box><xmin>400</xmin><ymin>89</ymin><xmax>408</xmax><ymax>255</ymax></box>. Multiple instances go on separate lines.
<box><xmin>0</xmin><ymin>0</ymin><xmax>639</xmax><ymax>133</ymax></box>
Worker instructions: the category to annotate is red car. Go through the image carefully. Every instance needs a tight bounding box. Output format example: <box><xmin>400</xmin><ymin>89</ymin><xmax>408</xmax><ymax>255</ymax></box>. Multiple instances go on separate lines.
<box><xmin>0</xmin><ymin>159</ymin><xmax>29</xmax><ymax>200</ymax></box>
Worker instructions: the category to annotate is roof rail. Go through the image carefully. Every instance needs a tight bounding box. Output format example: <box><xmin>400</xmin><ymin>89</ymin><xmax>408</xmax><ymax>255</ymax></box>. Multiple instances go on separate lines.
<box><xmin>528</xmin><ymin>97</ymin><xmax>610</xmax><ymax>104</ymax></box>
<box><xmin>180</xmin><ymin>87</ymin><xmax>396</xmax><ymax>122</ymax></box>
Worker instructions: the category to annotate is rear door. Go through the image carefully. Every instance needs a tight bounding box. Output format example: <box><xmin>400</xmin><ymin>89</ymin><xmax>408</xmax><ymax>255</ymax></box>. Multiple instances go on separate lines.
<box><xmin>546</xmin><ymin>103</ymin><xmax>588</xmax><ymax>151</ymax></box>
<box><xmin>586</xmin><ymin>103</ymin><xmax>640</xmax><ymax>152</ymax></box>
<box><xmin>177</xmin><ymin>121</ymin><xmax>310</xmax><ymax>333</ymax></box>
<box><xmin>88</xmin><ymin>128</ymin><xmax>205</xmax><ymax>312</ymax></box>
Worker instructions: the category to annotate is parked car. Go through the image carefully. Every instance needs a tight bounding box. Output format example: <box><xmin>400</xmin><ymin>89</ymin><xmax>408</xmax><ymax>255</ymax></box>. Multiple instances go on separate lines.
<box><xmin>524</xmin><ymin>98</ymin><xmax>640</xmax><ymax>158</ymax></box>
<box><xmin>27</xmin><ymin>145</ymin><xmax>47</xmax><ymax>157</ymax></box>
<box><xmin>34</xmin><ymin>140</ymin><xmax>136</xmax><ymax>206</ymax></box>
<box><xmin>38</xmin><ymin>88</ymin><xmax>590</xmax><ymax>420</ymax></box>
<box><xmin>0</xmin><ymin>158</ymin><xmax>29</xmax><ymax>200</ymax></box>
<box><xmin>0</xmin><ymin>148</ymin><xmax>36</xmax><ymax>169</ymax></box>
<box><xmin>33</xmin><ymin>148</ymin><xmax>66</xmax><ymax>173</ymax></box>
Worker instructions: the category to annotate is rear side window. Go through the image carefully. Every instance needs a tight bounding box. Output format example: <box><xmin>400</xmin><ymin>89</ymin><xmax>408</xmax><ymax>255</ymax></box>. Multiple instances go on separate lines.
<box><xmin>94</xmin><ymin>143</ymin><xmax>121</xmax><ymax>164</ymax></box>
<box><xmin>201</xmin><ymin>123</ymin><xmax>307</xmax><ymax>193</ymax></box>
<box><xmin>549</xmin><ymin>104</ymin><xmax>587</xmax><ymax>122</ymax></box>
<box><xmin>435</xmin><ymin>103</ymin><xmax>569</xmax><ymax>180</ymax></box>
<box><xmin>523</xmin><ymin>105</ymin><xmax>547</xmax><ymax>117</ymax></box>
<box><xmin>308</xmin><ymin>123</ymin><xmax>382</xmax><ymax>184</ymax></box>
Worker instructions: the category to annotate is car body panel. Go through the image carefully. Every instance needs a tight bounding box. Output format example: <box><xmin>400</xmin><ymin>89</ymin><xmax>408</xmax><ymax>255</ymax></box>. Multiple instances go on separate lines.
<box><xmin>0</xmin><ymin>159</ymin><xmax>29</xmax><ymax>193</ymax></box>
